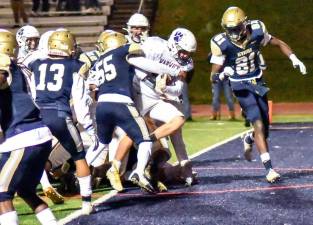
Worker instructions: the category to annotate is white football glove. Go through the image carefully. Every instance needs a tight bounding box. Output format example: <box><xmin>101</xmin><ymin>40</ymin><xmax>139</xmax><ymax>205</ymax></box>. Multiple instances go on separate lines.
<box><xmin>219</xmin><ymin>66</ymin><xmax>234</xmax><ymax>81</ymax></box>
<box><xmin>155</xmin><ymin>73</ymin><xmax>168</xmax><ymax>94</ymax></box>
<box><xmin>289</xmin><ymin>54</ymin><xmax>307</xmax><ymax>75</ymax></box>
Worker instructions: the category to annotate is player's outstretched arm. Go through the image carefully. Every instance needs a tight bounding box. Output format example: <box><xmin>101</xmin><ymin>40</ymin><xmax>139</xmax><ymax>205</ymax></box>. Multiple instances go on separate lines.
<box><xmin>269</xmin><ymin>36</ymin><xmax>307</xmax><ymax>75</ymax></box>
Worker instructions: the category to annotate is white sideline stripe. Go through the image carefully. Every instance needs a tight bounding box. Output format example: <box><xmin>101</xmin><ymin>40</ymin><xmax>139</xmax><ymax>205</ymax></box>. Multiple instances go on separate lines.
<box><xmin>172</xmin><ymin>129</ymin><xmax>252</xmax><ymax>166</ymax></box>
<box><xmin>57</xmin><ymin>190</ymin><xmax>118</xmax><ymax>225</ymax></box>
<box><xmin>58</xmin><ymin>129</ymin><xmax>252</xmax><ymax>224</ymax></box>
<box><xmin>189</xmin><ymin>129</ymin><xmax>252</xmax><ymax>160</ymax></box>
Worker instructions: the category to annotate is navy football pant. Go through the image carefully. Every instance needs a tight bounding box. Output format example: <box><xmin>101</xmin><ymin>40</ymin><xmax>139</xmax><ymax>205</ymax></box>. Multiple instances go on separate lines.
<box><xmin>96</xmin><ymin>102</ymin><xmax>150</xmax><ymax>145</ymax></box>
<box><xmin>40</xmin><ymin>109</ymin><xmax>85</xmax><ymax>161</ymax></box>
<box><xmin>234</xmin><ymin>89</ymin><xmax>269</xmax><ymax>138</ymax></box>
<box><xmin>0</xmin><ymin>141</ymin><xmax>52</xmax><ymax>202</ymax></box>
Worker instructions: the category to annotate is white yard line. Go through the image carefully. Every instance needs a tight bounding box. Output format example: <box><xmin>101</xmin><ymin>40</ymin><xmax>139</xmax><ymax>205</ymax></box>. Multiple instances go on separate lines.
<box><xmin>188</xmin><ymin>129</ymin><xmax>252</xmax><ymax>160</ymax></box>
<box><xmin>58</xmin><ymin>129</ymin><xmax>251</xmax><ymax>224</ymax></box>
<box><xmin>58</xmin><ymin>190</ymin><xmax>118</xmax><ymax>225</ymax></box>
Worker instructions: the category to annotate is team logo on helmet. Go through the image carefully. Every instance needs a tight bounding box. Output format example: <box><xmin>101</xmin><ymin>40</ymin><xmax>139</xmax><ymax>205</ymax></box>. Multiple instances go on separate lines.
<box><xmin>173</xmin><ymin>31</ymin><xmax>183</xmax><ymax>42</ymax></box>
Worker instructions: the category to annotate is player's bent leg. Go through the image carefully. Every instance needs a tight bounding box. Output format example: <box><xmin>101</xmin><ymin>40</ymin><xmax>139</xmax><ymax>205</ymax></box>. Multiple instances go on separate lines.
<box><xmin>152</xmin><ymin>116</ymin><xmax>185</xmax><ymax>140</ymax></box>
<box><xmin>253</xmin><ymin>120</ymin><xmax>267</xmax><ymax>155</ymax></box>
<box><xmin>241</xmin><ymin>131</ymin><xmax>254</xmax><ymax>161</ymax></box>
<box><xmin>170</xmin><ymin>128</ymin><xmax>196</xmax><ymax>186</ymax></box>
<box><xmin>253</xmin><ymin>119</ymin><xmax>280</xmax><ymax>182</ymax></box>
<box><xmin>75</xmin><ymin>159</ymin><xmax>93</xmax><ymax>214</ymax></box>
<box><xmin>148</xmin><ymin>101</ymin><xmax>185</xmax><ymax>140</ymax></box>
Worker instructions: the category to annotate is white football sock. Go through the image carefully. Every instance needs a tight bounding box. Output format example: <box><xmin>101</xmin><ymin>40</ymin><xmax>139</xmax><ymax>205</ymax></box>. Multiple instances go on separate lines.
<box><xmin>77</xmin><ymin>175</ymin><xmax>92</xmax><ymax>197</ymax></box>
<box><xmin>36</xmin><ymin>208</ymin><xmax>57</xmax><ymax>225</ymax></box>
<box><xmin>135</xmin><ymin>141</ymin><xmax>152</xmax><ymax>176</ymax></box>
<box><xmin>0</xmin><ymin>211</ymin><xmax>18</xmax><ymax>225</ymax></box>
<box><xmin>40</xmin><ymin>170</ymin><xmax>52</xmax><ymax>190</ymax></box>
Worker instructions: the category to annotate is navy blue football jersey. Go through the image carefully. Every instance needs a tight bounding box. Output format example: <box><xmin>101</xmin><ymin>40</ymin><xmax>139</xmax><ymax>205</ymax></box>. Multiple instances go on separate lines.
<box><xmin>211</xmin><ymin>20</ymin><xmax>267</xmax><ymax>80</ymax></box>
<box><xmin>29</xmin><ymin>57</ymin><xmax>84</xmax><ymax>114</ymax></box>
<box><xmin>92</xmin><ymin>44</ymin><xmax>135</xmax><ymax>98</ymax></box>
<box><xmin>0</xmin><ymin>61</ymin><xmax>41</xmax><ymax>138</ymax></box>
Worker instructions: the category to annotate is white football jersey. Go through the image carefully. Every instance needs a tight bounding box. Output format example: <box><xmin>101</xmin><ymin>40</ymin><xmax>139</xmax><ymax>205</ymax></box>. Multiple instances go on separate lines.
<box><xmin>134</xmin><ymin>36</ymin><xmax>192</xmax><ymax>99</ymax></box>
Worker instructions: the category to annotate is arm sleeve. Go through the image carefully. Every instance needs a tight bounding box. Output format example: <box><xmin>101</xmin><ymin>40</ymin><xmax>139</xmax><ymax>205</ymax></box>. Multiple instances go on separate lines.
<box><xmin>210</xmin><ymin>40</ymin><xmax>226</xmax><ymax>65</ymax></box>
<box><xmin>127</xmin><ymin>55</ymin><xmax>180</xmax><ymax>77</ymax></box>
<box><xmin>71</xmin><ymin>73</ymin><xmax>94</xmax><ymax>132</ymax></box>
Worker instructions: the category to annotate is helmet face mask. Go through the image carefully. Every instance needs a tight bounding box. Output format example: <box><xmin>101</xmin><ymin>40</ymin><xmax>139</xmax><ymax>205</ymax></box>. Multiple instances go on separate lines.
<box><xmin>221</xmin><ymin>6</ymin><xmax>247</xmax><ymax>42</ymax></box>
<box><xmin>129</xmin><ymin>26</ymin><xmax>148</xmax><ymax>43</ymax></box>
<box><xmin>25</xmin><ymin>37</ymin><xmax>39</xmax><ymax>52</ymax></box>
<box><xmin>223</xmin><ymin>22</ymin><xmax>247</xmax><ymax>42</ymax></box>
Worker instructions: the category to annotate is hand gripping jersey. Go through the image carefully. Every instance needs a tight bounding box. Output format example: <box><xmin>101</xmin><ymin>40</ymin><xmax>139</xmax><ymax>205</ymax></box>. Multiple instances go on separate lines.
<box><xmin>79</xmin><ymin>49</ymin><xmax>102</xmax><ymax>82</ymax></box>
<box><xmin>0</xmin><ymin>60</ymin><xmax>52</xmax><ymax>152</ymax></box>
<box><xmin>79</xmin><ymin>50</ymin><xmax>101</xmax><ymax>71</ymax></box>
<box><xmin>210</xmin><ymin>20</ymin><xmax>271</xmax><ymax>82</ymax></box>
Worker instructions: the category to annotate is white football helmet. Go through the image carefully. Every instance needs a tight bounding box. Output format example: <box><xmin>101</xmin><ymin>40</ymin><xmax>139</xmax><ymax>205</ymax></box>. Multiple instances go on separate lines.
<box><xmin>126</xmin><ymin>13</ymin><xmax>150</xmax><ymax>43</ymax></box>
<box><xmin>16</xmin><ymin>25</ymin><xmax>40</xmax><ymax>53</ymax></box>
<box><xmin>167</xmin><ymin>28</ymin><xmax>197</xmax><ymax>63</ymax></box>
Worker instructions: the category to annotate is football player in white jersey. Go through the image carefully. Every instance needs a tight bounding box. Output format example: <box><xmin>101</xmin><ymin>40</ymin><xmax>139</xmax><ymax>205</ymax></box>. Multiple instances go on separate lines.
<box><xmin>108</xmin><ymin>27</ymin><xmax>198</xmax><ymax>188</ymax></box>
<box><xmin>133</xmin><ymin>27</ymin><xmax>197</xmax><ymax>186</ymax></box>
<box><xmin>210</xmin><ymin>6</ymin><xmax>306</xmax><ymax>183</ymax></box>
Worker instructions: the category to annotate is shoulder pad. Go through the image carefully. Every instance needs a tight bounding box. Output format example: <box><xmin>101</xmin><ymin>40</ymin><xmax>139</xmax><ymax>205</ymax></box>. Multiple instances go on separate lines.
<box><xmin>128</xmin><ymin>43</ymin><xmax>143</xmax><ymax>55</ymax></box>
<box><xmin>249</xmin><ymin>20</ymin><xmax>266</xmax><ymax>33</ymax></box>
<box><xmin>211</xmin><ymin>33</ymin><xmax>227</xmax><ymax>55</ymax></box>
<box><xmin>141</xmin><ymin>36</ymin><xmax>167</xmax><ymax>55</ymax></box>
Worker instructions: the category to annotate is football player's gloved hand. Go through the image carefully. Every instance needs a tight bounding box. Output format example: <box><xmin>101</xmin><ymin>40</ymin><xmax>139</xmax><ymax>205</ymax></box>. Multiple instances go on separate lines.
<box><xmin>211</xmin><ymin>66</ymin><xmax>234</xmax><ymax>83</ymax></box>
<box><xmin>155</xmin><ymin>73</ymin><xmax>168</xmax><ymax>94</ymax></box>
<box><xmin>222</xmin><ymin>66</ymin><xmax>234</xmax><ymax>77</ymax></box>
<box><xmin>289</xmin><ymin>54</ymin><xmax>307</xmax><ymax>75</ymax></box>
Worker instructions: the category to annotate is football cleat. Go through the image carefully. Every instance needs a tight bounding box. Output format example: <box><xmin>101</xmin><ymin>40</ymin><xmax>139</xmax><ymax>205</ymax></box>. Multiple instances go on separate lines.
<box><xmin>129</xmin><ymin>172</ymin><xmax>155</xmax><ymax>194</ymax></box>
<box><xmin>43</xmin><ymin>187</ymin><xmax>64</xmax><ymax>204</ymax></box>
<box><xmin>266</xmin><ymin>169</ymin><xmax>281</xmax><ymax>183</ymax></box>
<box><xmin>156</xmin><ymin>181</ymin><xmax>168</xmax><ymax>192</ymax></box>
<box><xmin>242</xmin><ymin>133</ymin><xmax>253</xmax><ymax>161</ymax></box>
<box><xmin>106</xmin><ymin>166</ymin><xmax>124</xmax><ymax>192</ymax></box>
<box><xmin>144</xmin><ymin>164</ymin><xmax>167</xmax><ymax>192</ymax></box>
